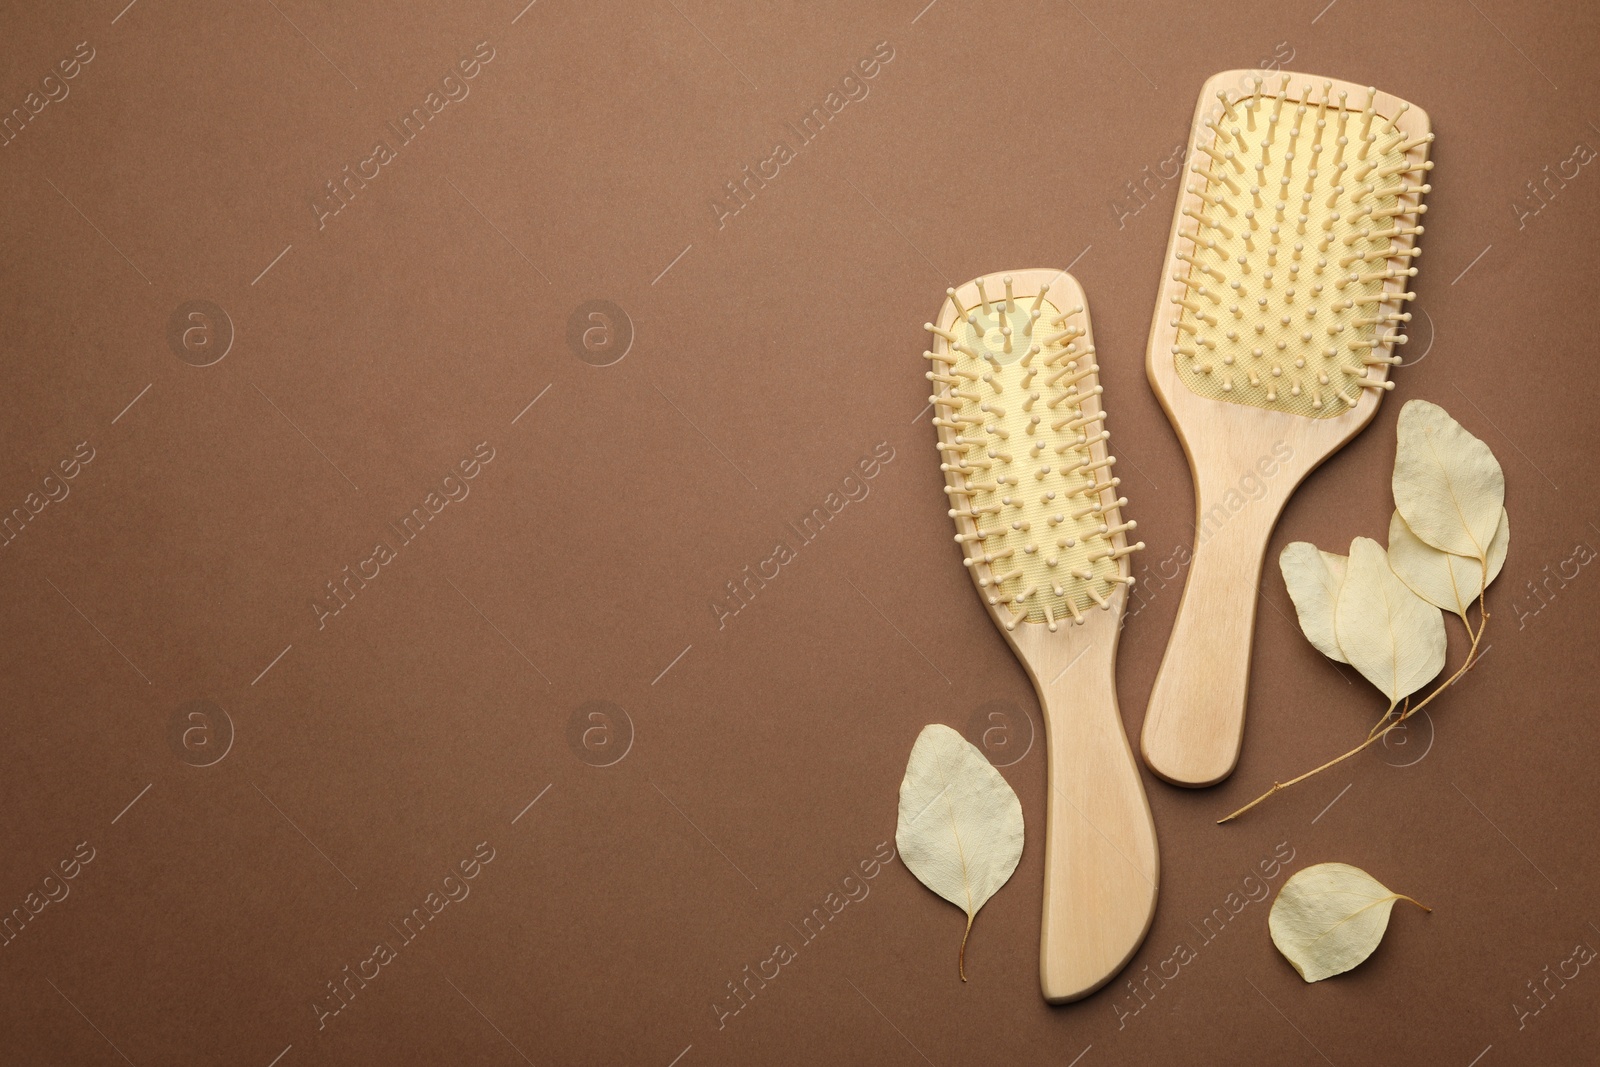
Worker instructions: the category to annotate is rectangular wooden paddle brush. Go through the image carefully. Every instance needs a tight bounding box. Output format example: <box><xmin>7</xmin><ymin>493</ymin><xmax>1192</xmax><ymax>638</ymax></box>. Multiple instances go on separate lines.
<box><xmin>1141</xmin><ymin>72</ymin><xmax>1432</xmax><ymax>787</ymax></box>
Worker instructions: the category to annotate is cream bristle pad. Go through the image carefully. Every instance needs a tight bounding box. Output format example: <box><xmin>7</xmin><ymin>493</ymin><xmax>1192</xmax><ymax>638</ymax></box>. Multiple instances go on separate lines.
<box><xmin>926</xmin><ymin>274</ymin><xmax>1144</xmax><ymax>631</ymax></box>
<box><xmin>1171</xmin><ymin>76</ymin><xmax>1432</xmax><ymax>416</ymax></box>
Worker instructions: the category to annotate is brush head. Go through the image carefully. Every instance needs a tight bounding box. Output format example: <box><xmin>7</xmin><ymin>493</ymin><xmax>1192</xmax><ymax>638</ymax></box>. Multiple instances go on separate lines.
<box><xmin>926</xmin><ymin>270</ymin><xmax>1142</xmax><ymax>633</ymax></box>
<box><xmin>1167</xmin><ymin>75</ymin><xmax>1431</xmax><ymax>416</ymax></box>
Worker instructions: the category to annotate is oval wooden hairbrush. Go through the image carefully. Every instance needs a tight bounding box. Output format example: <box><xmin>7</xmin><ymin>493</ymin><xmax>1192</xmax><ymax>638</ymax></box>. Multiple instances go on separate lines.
<box><xmin>924</xmin><ymin>269</ymin><xmax>1157</xmax><ymax>1002</ymax></box>
<box><xmin>1141</xmin><ymin>72</ymin><xmax>1433</xmax><ymax>787</ymax></box>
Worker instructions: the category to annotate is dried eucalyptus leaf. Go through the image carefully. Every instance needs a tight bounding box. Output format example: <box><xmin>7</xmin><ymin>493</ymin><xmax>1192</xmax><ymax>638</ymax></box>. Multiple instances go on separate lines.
<box><xmin>1392</xmin><ymin>400</ymin><xmax>1505</xmax><ymax>562</ymax></box>
<box><xmin>1269</xmin><ymin>862</ymin><xmax>1429</xmax><ymax>982</ymax></box>
<box><xmin>1280</xmin><ymin>542</ymin><xmax>1350</xmax><ymax>663</ymax></box>
<box><xmin>1334</xmin><ymin>537</ymin><xmax>1446</xmax><ymax>707</ymax></box>
<box><xmin>1388</xmin><ymin>508</ymin><xmax>1510</xmax><ymax>619</ymax></box>
<box><xmin>895</xmin><ymin>723</ymin><xmax>1023</xmax><ymax>980</ymax></box>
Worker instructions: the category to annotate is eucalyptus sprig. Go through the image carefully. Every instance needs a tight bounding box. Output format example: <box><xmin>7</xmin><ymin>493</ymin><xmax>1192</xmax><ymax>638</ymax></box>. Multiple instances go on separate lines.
<box><xmin>1222</xmin><ymin>401</ymin><xmax>1508</xmax><ymax>823</ymax></box>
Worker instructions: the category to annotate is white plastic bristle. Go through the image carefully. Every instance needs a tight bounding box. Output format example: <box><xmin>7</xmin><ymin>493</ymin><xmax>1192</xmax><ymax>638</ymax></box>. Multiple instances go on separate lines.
<box><xmin>1003</xmin><ymin>276</ymin><xmax>1015</xmax><ymax>312</ymax></box>
<box><xmin>976</xmin><ymin>279</ymin><xmax>993</xmax><ymax>316</ymax></box>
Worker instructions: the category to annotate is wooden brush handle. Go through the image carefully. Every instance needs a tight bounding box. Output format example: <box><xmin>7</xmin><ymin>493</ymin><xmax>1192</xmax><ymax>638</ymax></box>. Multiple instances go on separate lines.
<box><xmin>1140</xmin><ymin>481</ymin><xmax>1287</xmax><ymax>787</ymax></box>
<box><xmin>1033</xmin><ymin>633</ymin><xmax>1158</xmax><ymax>1003</ymax></box>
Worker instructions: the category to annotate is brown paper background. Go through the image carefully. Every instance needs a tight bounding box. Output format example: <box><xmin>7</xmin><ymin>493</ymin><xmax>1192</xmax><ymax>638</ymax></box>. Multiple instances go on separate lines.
<box><xmin>3</xmin><ymin>1</ymin><xmax>1597</xmax><ymax>1064</ymax></box>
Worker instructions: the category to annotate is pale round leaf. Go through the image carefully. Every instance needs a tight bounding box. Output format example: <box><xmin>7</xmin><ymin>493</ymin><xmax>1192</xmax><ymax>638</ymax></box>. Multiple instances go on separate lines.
<box><xmin>1392</xmin><ymin>400</ymin><xmax>1505</xmax><ymax>561</ymax></box>
<box><xmin>1269</xmin><ymin>862</ymin><xmax>1425</xmax><ymax>982</ymax></box>
<box><xmin>1280</xmin><ymin>542</ymin><xmax>1350</xmax><ymax>663</ymax></box>
<box><xmin>896</xmin><ymin>725</ymin><xmax>1024</xmax><ymax>972</ymax></box>
<box><xmin>1387</xmin><ymin>508</ymin><xmax>1510</xmax><ymax>618</ymax></box>
<box><xmin>1334</xmin><ymin>537</ymin><xmax>1446</xmax><ymax>706</ymax></box>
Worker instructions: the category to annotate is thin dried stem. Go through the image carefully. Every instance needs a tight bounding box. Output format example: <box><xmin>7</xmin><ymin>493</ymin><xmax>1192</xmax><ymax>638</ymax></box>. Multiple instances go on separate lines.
<box><xmin>958</xmin><ymin>912</ymin><xmax>973</xmax><ymax>981</ymax></box>
<box><xmin>1367</xmin><ymin>696</ymin><xmax>1407</xmax><ymax>740</ymax></box>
